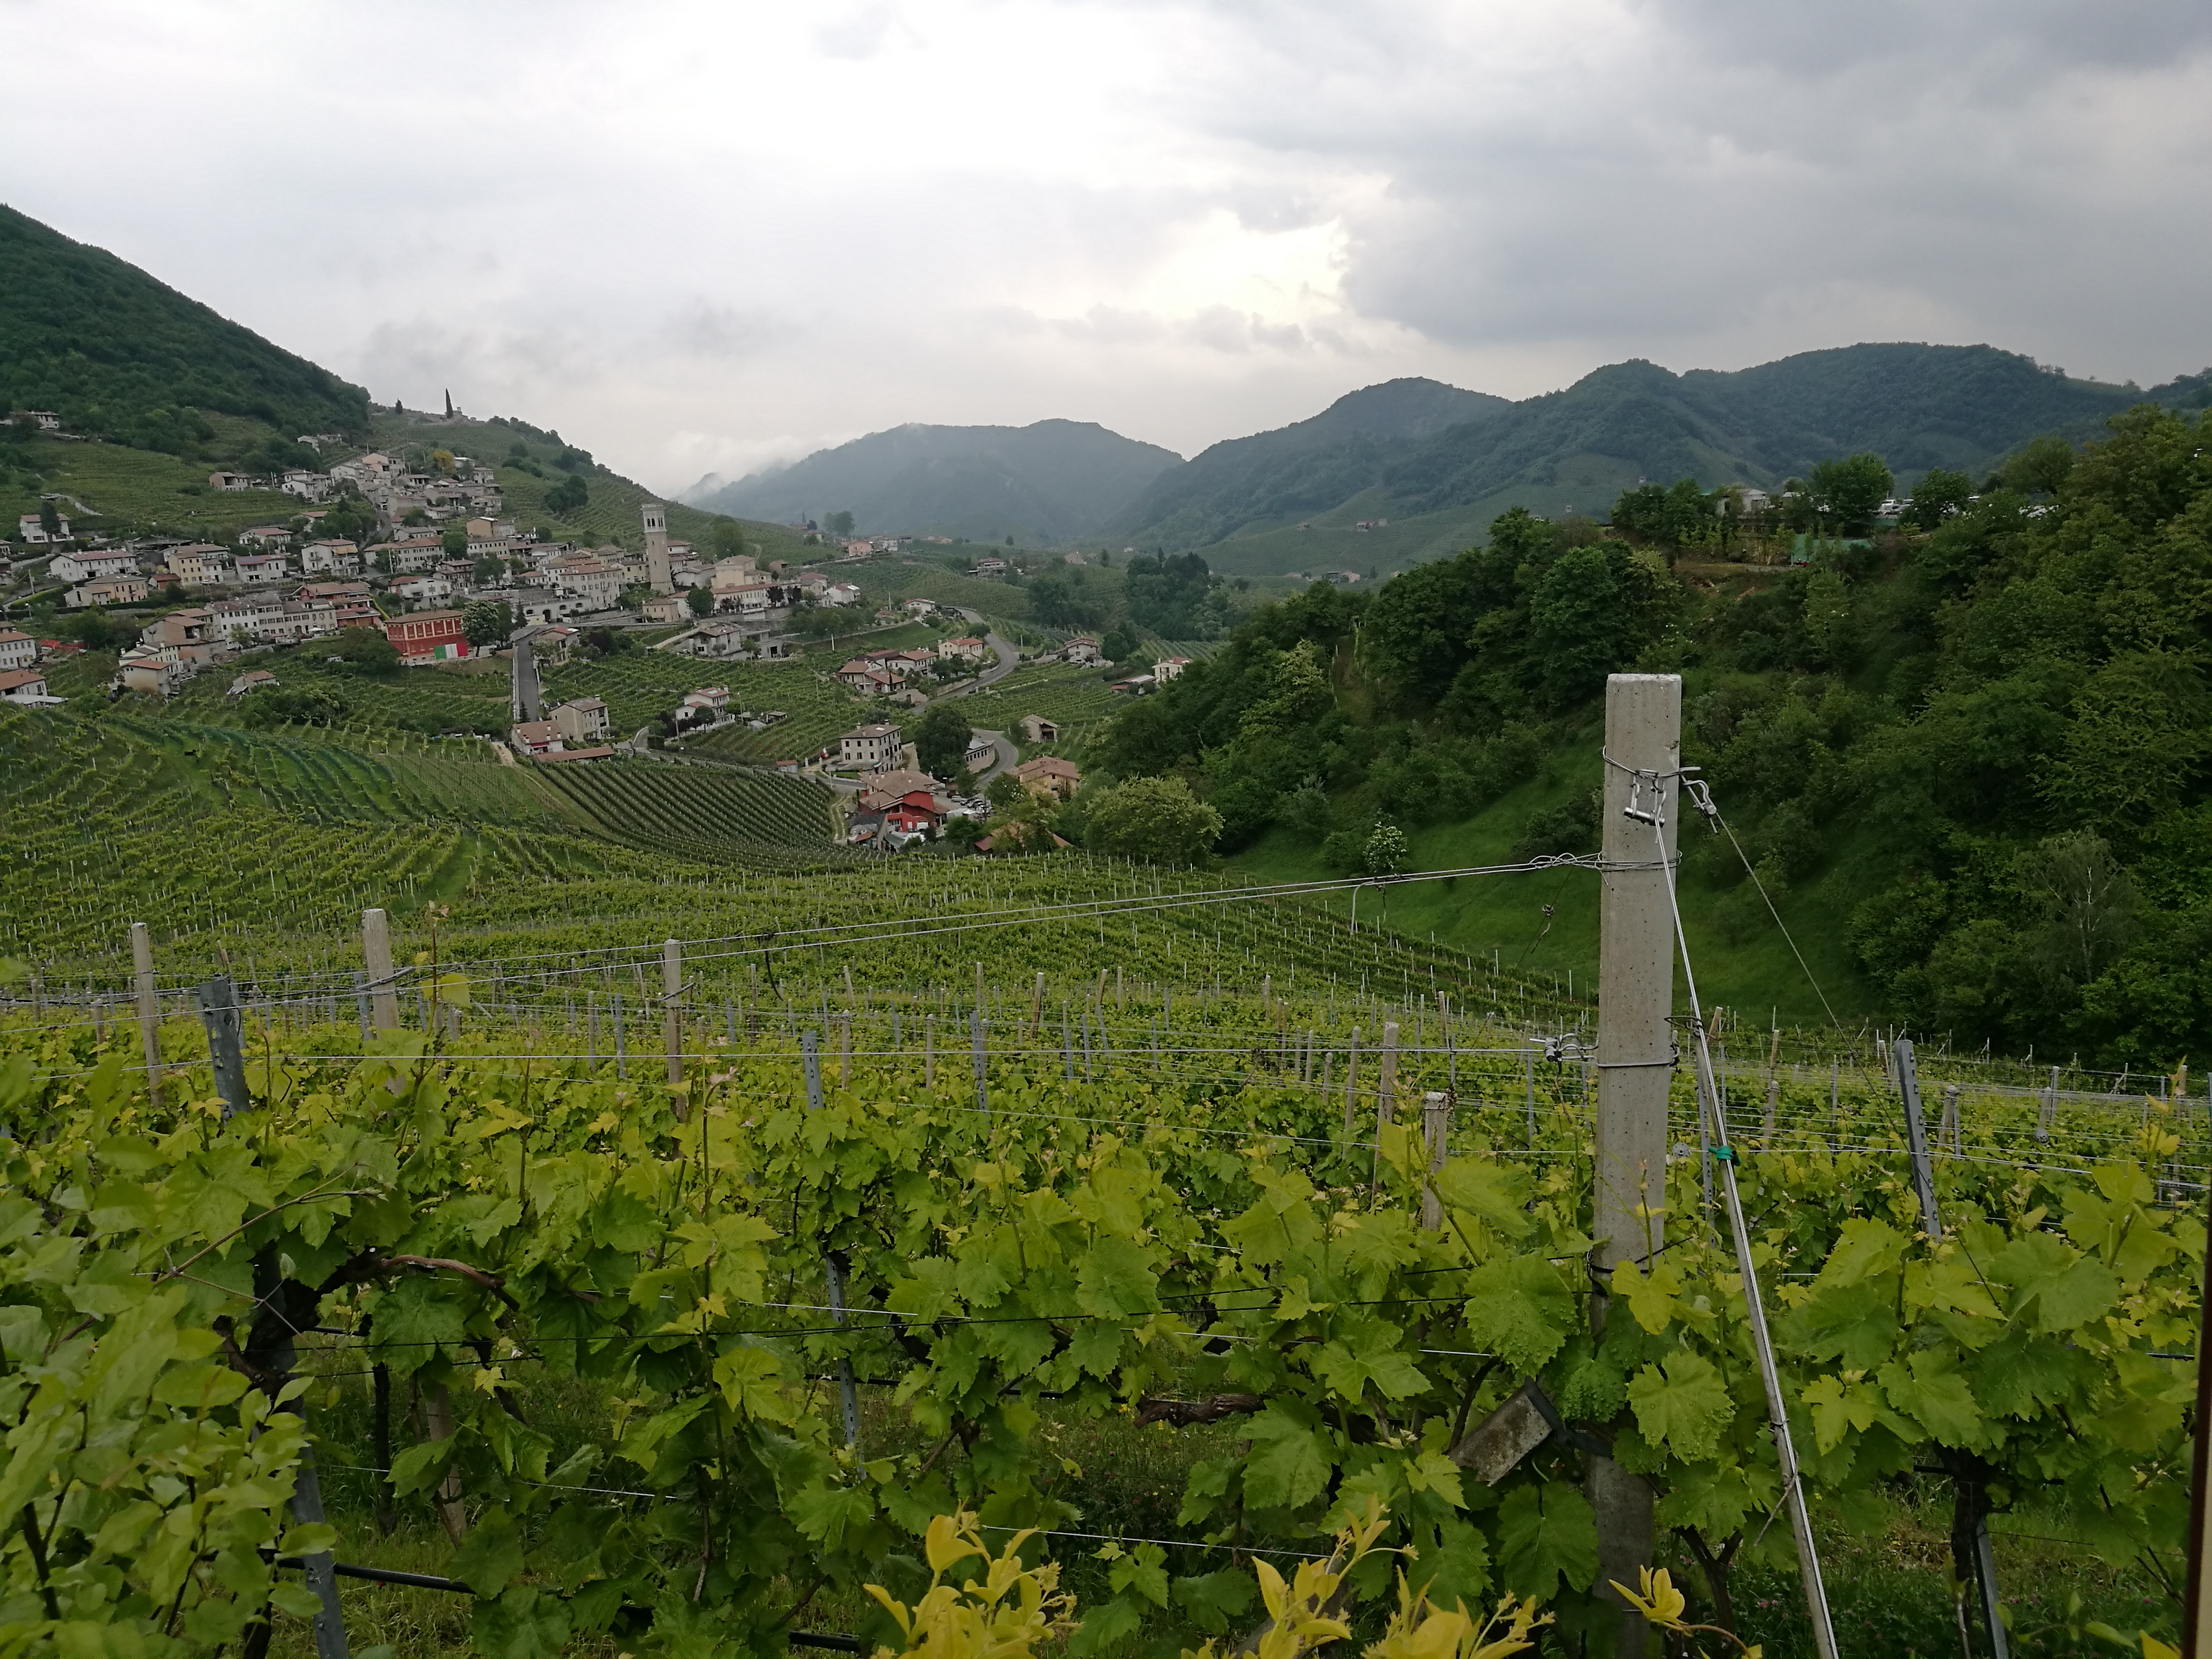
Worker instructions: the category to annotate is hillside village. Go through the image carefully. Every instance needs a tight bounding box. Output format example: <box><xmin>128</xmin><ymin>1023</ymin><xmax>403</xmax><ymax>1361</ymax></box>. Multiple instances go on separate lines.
<box><xmin>0</xmin><ymin>418</ymin><xmax>1124</xmax><ymax>855</ymax></box>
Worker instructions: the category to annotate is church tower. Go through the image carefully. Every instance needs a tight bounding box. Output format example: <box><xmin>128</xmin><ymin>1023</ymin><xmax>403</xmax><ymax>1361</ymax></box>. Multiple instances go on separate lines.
<box><xmin>643</xmin><ymin>501</ymin><xmax>672</xmax><ymax>593</ymax></box>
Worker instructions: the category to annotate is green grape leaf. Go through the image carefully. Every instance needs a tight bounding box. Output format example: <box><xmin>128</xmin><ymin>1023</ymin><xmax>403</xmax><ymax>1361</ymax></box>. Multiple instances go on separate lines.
<box><xmin>714</xmin><ymin>1345</ymin><xmax>795</xmax><ymax>1422</ymax></box>
<box><xmin>1414</xmin><ymin>1515</ymin><xmax>1492</xmax><ymax>1611</ymax></box>
<box><xmin>1626</xmin><ymin>1351</ymin><xmax>1735</xmax><ymax>1463</ymax></box>
<box><xmin>1801</xmin><ymin>1374</ymin><xmax>1885</xmax><ymax>1455</ymax></box>
<box><xmin>886</xmin><ymin>1257</ymin><xmax>964</xmax><ymax>1320</ymax></box>
<box><xmin>1879</xmin><ymin>1350</ymin><xmax>1988</xmax><ymax>1448</ymax></box>
<box><xmin>1817</xmin><ymin>1219</ymin><xmax>1908</xmax><ymax>1287</ymax></box>
<box><xmin>452</xmin><ymin>1511</ymin><xmax>525</xmax><ymax>1596</ymax></box>
<box><xmin>1171</xmin><ymin>1568</ymin><xmax>1257</xmax><ymax>1633</ymax></box>
<box><xmin>1496</xmin><ymin>1483</ymin><xmax>1598</xmax><ymax>1601</ymax></box>
<box><xmin>1310</xmin><ymin>1338</ymin><xmax>1429</xmax><ymax>1402</ymax></box>
<box><xmin>389</xmin><ymin>1436</ymin><xmax>455</xmax><ymax>1499</ymax></box>
<box><xmin>470</xmin><ymin>1586</ymin><xmax>571</xmax><ymax>1659</ymax></box>
<box><xmin>1074</xmin><ymin>1234</ymin><xmax>1156</xmax><ymax>1316</ymax></box>
<box><xmin>1610</xmin><ymin>1260</ymin><xmax>1681</xmax><ymax>1336</ymax></box>
<box><xmin>1242</xmin><ymin>1401</ymin><xmax>1334</xmax><ymax>1512</ymax></box>
<box><xmin>1461</xmin><ymin>1255</ymin><xmax>1573</xmax><ymax>1374</ymax></box>
<box><xmin>789</xmin><ymin>1480</ymin><xmax>876</xmax><ymax>1550</ymax></box>
<box><xmin>1433</xmin><ymin>1158</ymin><xmax>1534</xmax><ymax>1238</ymax></box>
<box><xmin>1067</xmin><ymin>1594</ymin><xmax>1146</xmax><ymax>1658</ymax></box>
<box><xmin>1107</xmin><ymin>1541</ymin><xmax>1169</xmax><ymax>1608</ymax></box>
<box><xmin>1990</xmin><ymin>1232</ymin><xmax>2119</xmax><ymax>1333</ymax></box>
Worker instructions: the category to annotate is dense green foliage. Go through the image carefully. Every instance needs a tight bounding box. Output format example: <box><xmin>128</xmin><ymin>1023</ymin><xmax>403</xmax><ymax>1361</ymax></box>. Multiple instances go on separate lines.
<box><xmin>0</xmin><ymin>204</ymin><xmax>368</xmax><ymax>452</ymax></box>
<box><xmin>1091</xmin><ymin>405</ymin><xmax>2212</xmax><ymax>1065</ymax></box>
<box><xmin>0</xmin><ymin>981</ymin><xmax>2193</xmax><ymax>1658</ymax></box>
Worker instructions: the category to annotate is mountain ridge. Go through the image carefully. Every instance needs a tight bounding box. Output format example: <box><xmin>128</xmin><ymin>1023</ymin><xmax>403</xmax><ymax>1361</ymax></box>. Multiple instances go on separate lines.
<box><xmin>685</xmin><ymin>418</ymin><xmax>1183</xmax><ymax>544</ymax></box>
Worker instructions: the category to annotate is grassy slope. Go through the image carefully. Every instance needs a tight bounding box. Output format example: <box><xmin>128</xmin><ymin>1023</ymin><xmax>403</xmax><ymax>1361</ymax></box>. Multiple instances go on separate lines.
<box><xmin>3</xmin><ymin>426</ymin><xmax>304</xmax><ymax>542</ymax></box>
<box><xmin>1228</xmin><ymin>720</ymin><xmax>1871</xmax><ymax>1029</ymax></box>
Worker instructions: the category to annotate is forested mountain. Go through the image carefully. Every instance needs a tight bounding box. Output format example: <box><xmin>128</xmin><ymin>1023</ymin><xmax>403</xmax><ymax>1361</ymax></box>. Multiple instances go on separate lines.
<box><xmin>0</xmin><ymin>203</ymin><xmax>369</xmax><ymax>456</ymax></box>
<box><xmin>1100</xmin><ymin>376</ymin><xmax>1505</xmax><ymax>552</ymax></box>
<box><xmin>1110</xmin><ymin>345</ymin><xmax>2167</xmax><ymax>562</ymax></box>
<box><xmin>685</xmin><ymin>419</ymin><xmax>1183</xmax><ymax>544</ymax></box>
<box><xmin>1089</xmin><ymin>402</ymin><xmax>2212</xmax><ymax>1064</ymax></box>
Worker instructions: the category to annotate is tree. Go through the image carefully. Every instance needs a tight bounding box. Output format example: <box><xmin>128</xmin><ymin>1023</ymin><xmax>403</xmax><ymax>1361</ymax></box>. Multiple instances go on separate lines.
<box><xmin>1027</xmin><ymin>569</ymin><xmax>1100</xmax><ymax>629</ymax></box>
<box><xmin>1805</xmin><ymin>453</ymin><xmax>1893</xmax><ymax>532</ymax></box>
<box><xmin>825</xmin><ymin>510</ymin><xmax>855</xmax><ymax>538</ymax></box>
<box><xmin>462</xmin><ymin>600</ymin><xmax>516</xmax><ymax>649</ymax></box>
<box><xmin>2004</xmin><ymin>435</ymin><xmax>2076</xmax><ymax>497</ymax></box>
<box><xmin>1100</xmin><ymin>625</ymin><xmax>1136</xmax><ymax>662</ymax></box>
<box><xmin>546</xmin><ymin>473</ymin><xmax>589</xmax><ymax>516</ymax></box>
<box><xmin>329</xmin><ymin>625</ymin><xmax>400</xmax><ymax>673</ymax></box>
<box><xmin>1363</xmin><ymin>819</ymin><xmax>1409</xmax><ymax>877</ymax></box>
<box><xmin>915</xmin><ymin>703</ymin><xmax>972</xmax><ymax>778</ymax></box>
<box><xmin>38</xmin><ymin>499</ymin><xmax>61</xmax><ymax>539</ymax></box>
<box><xmin>473</xmin><ymin>554</ymin><xmax>506</xmax><ymax>587</ymax></box>
<box><xmin>1906</xmin><ymin>469</ymin><xmax>1974</xmax><ymax>530</ymax></box>
<box><xmin>687</xmin><ymin>585</ymin><xmax>715</xmax><ymax>617</ymax></box>
<box><xmin>711</xmin><ymin>518</ymin><xmax>745</xmax><ymax>559</ymax></box>
<box><xmin>443</xmin><ymin>525</ymin><xmax>470</xmax><ymax>557</ymax></box>
<box><xmin>1081</xmin><ymin>775</ymin><xmax>1224</xmax><ymax>866</ymax></box>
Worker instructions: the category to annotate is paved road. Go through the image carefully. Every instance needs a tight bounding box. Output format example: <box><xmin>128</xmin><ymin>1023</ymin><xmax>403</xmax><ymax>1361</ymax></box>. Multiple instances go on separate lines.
<box><xmin>510</xmin><ymin>627</ymin><xmax>542</xmax><ymax>722</ymax></box>
<box><xmin>971</xmin><ymin>730</ymin><xmax>1017</xmax><ymax>784</ymax></box>
<box><xmin>931</xmin><ymin>607</ymin><xmax>1018</xmax><ymax>700</ymax></box>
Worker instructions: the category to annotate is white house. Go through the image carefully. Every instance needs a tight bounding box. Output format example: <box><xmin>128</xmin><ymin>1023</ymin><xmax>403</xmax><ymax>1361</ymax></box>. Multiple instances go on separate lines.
<box><xmin>0</xmin><ymin>629</ymin><xmax>37</xmax><ymax>671</ymax></box>
<box><xmin>49</xmin><ymin>549</ymin><xmax>139</xmax><ymax>583</ymax></box>
<box><xmin>0</xmin><ymin>667</ymin><xmax>53</xmax><ymax>704</ymax></box>
<box><xmin>396</xmin><ymin>575</ymin><xmax>454</xmax><ymax>604</ymax></box>
<box><xmin>1154</xmin><ymin>656</ymin><xmax>1192</xmax><ymax>682</ymax></box>
<box><xmin>17</xmin><ymin>511</ymin><xmax>71</xmax><ymax>544</ymax></box>
<box><xmin>281</xmin><ymin>470</ymin><xmax>335</xmax><ymax>502</ymax></box>
<box><xmin>551</xmin><ymin>697</ymin><xmax>611</xmax><ymax>745</ymax></box>
<box><xmin>302</xmin><ymin>540</ymin><xmax>362</xmax><ymax>576</ymax></box>
<box><xmin>824</xmin><ymin>582</ymin><xmax>862</xmax><ymax>606</ymax></box>
<box><xmin>839</xmin><ymin>723</ymin><xmax>902</xmax><ymax>768</ymax></box>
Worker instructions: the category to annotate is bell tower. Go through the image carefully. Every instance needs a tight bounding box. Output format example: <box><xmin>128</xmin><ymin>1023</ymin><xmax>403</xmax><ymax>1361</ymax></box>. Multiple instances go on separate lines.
<box><xmin>643</xmin><ymin>501</ymin><xmax>672</xmax><ymax>594</ymax></box>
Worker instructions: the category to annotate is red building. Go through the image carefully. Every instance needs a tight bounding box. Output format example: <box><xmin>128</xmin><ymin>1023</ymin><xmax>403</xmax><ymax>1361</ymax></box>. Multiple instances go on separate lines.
<box><xmin>384</xmin><ymin>609</ymin><xmax>469</xmax><ymax>663</ymax></box>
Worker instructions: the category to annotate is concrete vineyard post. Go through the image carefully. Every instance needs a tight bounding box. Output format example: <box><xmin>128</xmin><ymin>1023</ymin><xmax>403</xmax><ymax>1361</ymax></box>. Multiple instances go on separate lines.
<box><xmin>1370</xmin><ymin>1021</ymin><xmax>1398</xmax><ymax>1206</ymax></box>
<box><xmin>1030</xmin><ymin>972</ymin><xmax>1044</xmax><ymax>1038</ymax></box>
<box><xmin>129</xmin><ymin>921</ymin><xmax>162</xmax><ymax>1108</ymax></box>
<box><xmin>362</xmin><ymin>908</ymin><xmax>399</xmax><ymax>1031</ymax></box>
<box><xmin>1590</xmin><ymin>671</ymin><xmax>1680</xmax><ymax>1659</ymax></box>
<box><xmin>1419</xmin><ymin>1090</ymin><xmax>1451</xmax><ymax>1231</ymax></box>
<box><xmin>1894</xmin><ymin>1038</ymin><xmax>1941</xmax><ymax>1238</ymax></box>
<box><xmin>196</xmin><ymin>977</ymin><xmax>250</xmax><ymax>1120</ymax></box>
<box><xmin>663</xmin><ymin>938</ymin><xmax>683</xmax><ymax>1093</ymax></box>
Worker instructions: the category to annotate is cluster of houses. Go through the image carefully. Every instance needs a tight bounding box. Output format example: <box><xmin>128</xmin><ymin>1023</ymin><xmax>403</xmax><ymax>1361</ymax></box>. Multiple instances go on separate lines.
<box><xmin>508</xmin><ymin>694</ymin><xmax>615</xmax><ymax>762</ymax></box>
<box><xmin>837</xmin><ymin>739</ymin><xmax>1085</xmax><ymax>850</ymax></box>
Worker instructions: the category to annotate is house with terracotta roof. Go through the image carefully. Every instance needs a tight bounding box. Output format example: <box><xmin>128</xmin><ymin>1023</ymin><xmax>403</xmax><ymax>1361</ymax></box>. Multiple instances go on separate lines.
<box><xmin>1011</xmin><ymin>755</ymin><xmax>1082</xmax><ymax>801</ymax></box>
<box><xmin>384</xmin><ymin>609</ymin><xmax>469</xmax><ymax>663</ymax></box>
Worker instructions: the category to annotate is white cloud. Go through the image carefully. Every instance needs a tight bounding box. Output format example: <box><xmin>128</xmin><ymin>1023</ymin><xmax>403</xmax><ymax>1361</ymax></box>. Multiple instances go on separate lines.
<box><xmin>0</xmin><ymin>0</ymin><xmax>2205</xmax><ymax>491</ymax></box>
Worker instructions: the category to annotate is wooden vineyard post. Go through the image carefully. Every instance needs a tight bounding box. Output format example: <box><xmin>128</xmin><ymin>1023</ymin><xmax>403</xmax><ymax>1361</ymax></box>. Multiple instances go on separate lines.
<box><xmin>1894</xmin><ymin>1039</ymin><xmax>1941</xmax><ymax>1238</ymax></box>
<box><xmin>1419</xmin><ymin>1090</ymin><xmax>1451</xmax><ymax>1231</ymax></box>
<box><xmin>129</xmin><ymin>922</ymin><xmax>162</xmax><ymax>1108</ymax></box>
<box><xmin>663</xmin><ymin>938</ymin><xmax>683</xmax><ymax>1094</ymax></box>
<box><xmin>971</xmin><ymin>1009</ymin><xmax>989</xmax><ymax>1123</ymax></box>
<box><xmin>196</xmin><ymin>977</ymin><xmax>251</xmax><ymax>1120</ymax></box>
<box><xmin>1893</xmin><ymin>1044</ymin><xmax>2007</xmax><ymax>1658</ymax></box>
<box><xmin>198</xmin><ymin>974</ymin><xmax>350</xmax><ymax>1659</ymax></box>
<box><xmin>362</xmin><ymin>908</ymin><xmax>399</xmax><ymax>1031</ymax></box>
<box><xmin>1342</xmin><ymin>1027</ymin><xmax>1362</xmax><ymax>1138</ymax></box>
<box><xmin>1370</xmin><ymin>1021</ymin><xmax>1398</xmax><ymax>1205</ymax></box>
<box><xmin>1592</xmin><ymin>672</ymin><xmax>1679</xmax><ymax>1659</ymax></box>
<box><xmin>2185</xmin><ymin>1193</ymin><xmax>2212</xmax><ymax>1658</ymax></box>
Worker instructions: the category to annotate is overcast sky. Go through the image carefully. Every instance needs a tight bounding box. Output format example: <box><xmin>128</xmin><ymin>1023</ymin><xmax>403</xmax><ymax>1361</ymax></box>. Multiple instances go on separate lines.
<box><xmin>4</xmin><ymin>0</ymin><xmax>2208</xmax><ymax>493</ymax></box>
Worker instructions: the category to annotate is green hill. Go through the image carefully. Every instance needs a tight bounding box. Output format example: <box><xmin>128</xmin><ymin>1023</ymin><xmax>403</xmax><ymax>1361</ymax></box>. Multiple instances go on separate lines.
<box><xmin>0</xmin><ymin>203</ymin><xmax>369</xmax><ymax>454</ymax></box>
<box><xmin>689</xmin><ymin>418</ymin><xmax>1185</xmax><ymax>545</ymax></box>
<box><xmin>1110</xmin><ymin>345</ymin><xmax>2185</xmax><ymax>575</ymax></box>
<box><xmin>1088</xmin><ymin>400</ymin><xmax>2212</xmax><ymax>1065</ymax></box>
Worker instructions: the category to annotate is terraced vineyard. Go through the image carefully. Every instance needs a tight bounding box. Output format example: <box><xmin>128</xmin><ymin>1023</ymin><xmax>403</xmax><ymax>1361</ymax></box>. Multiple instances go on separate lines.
<box><xmin>528</xmin><ymin>756</ymin><xmax>842</xmax><ymax>858</ymax></box>
<box><xmin>677</xmin><ymin>662</ymin><xmax>879</xmax><ymax>761</ymax></box>
<box><xmin>963</xmin><ymin>658</ymin><xmax>1122</xmax><ymax>755</ymax></box>
<box><xmin>0</xmin><ymin>705</ymin><xmax>850</xmax><ymax>965</ymax></box>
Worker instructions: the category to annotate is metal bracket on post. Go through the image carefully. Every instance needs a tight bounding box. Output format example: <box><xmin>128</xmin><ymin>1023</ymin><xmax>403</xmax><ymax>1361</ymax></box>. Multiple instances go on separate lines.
<box><xmin>196</xmin><ymin>977</ymin><xmax>251</xmax><ymax>1120</ymax></box>
<box><xmin>1894</xmin><ymin>1039</ymin><xmax>1942</xmax><ymax>1238</ymax></box>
